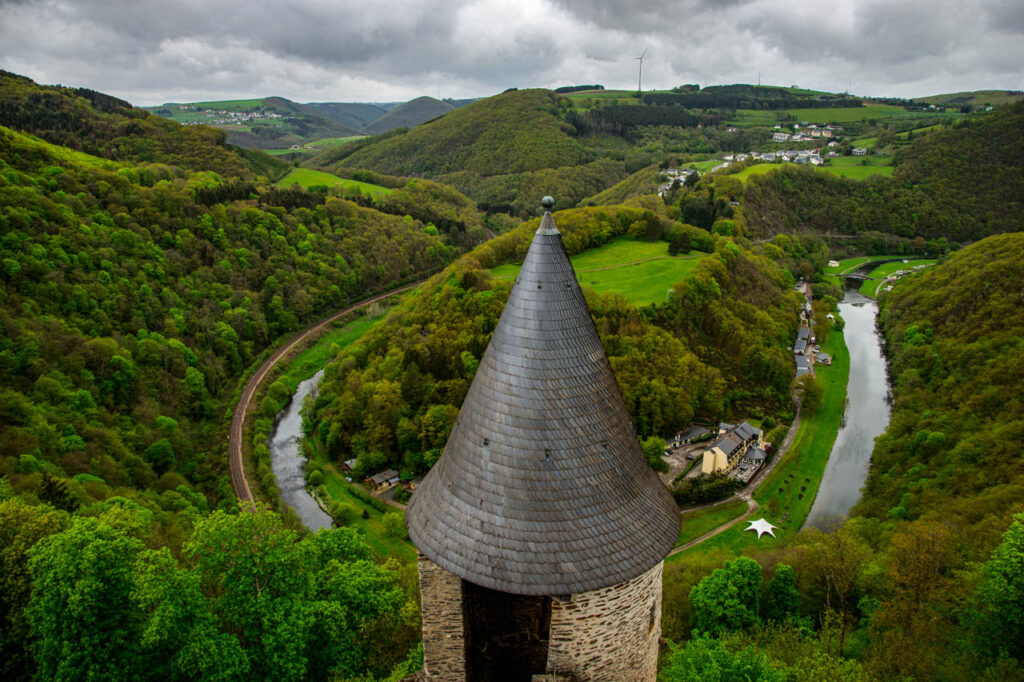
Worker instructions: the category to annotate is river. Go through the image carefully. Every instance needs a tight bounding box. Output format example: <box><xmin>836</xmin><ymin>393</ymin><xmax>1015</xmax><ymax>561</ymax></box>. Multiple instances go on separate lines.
<box><xmin>805</xmin><ymin>283</ymin><xmax>891</xmax><ymax>529</ymax></box>
<box><xmin>269</xmin><ymin>369</ymin><xmax>333</xmax><ymax>531</ymax></box>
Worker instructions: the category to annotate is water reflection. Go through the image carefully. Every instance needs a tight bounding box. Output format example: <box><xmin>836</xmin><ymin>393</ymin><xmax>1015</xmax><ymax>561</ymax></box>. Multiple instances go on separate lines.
<box><xmin>805</xmin><ymin>284</ymin><xmax>891</xmax><ymax>529</ymax></box>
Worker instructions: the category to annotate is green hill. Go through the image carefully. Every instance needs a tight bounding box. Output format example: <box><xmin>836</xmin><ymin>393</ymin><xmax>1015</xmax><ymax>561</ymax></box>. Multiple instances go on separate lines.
<box><xmin>362</xmin><ymin>96</ymin><xmax>455</xmax><ymax>134</ymax></box>
<box><xmin>307</xmin><ymin>203</ymin><xmax>799</xmax><ymax>475</ymax></box>
<box><xmin>741</xmin><ymin>102</ymin><xmax>1024</xmax><ymax>244</ymax></box>
<box><xmin>0</xmin><ymin>94</ymin><xmax>481</xmax><ymax>542</ymax></box>
<box><xmin>304</xmin><ymin>101</ymin><xmax>391</xmax><ymax>131</ymax></box>
<box><xmin>0</xmin><ymin>70</ymin><xmax>255</xmax><ymax>178</ymax></box>
<box><xmin>860</xmin><ymin>233</ymin><xmax>1024</xmax><ymax>525</ymax></box>
<box><xmin>917</xmin><ymin>89</ymin><xmax>1024</xmax><ymax>110</ymax></box>
<box><xmin>310</xmin><ymin>88</ymin><xmax>594</xmax><ymax>177</ymax></box>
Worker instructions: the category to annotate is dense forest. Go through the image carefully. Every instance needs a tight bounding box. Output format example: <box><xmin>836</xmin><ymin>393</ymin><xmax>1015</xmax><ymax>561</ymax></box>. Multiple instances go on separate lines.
<box><xmin>0</xmin><ymin>74</ymin><xmax>495</xmax><ymax>680</ymax></box>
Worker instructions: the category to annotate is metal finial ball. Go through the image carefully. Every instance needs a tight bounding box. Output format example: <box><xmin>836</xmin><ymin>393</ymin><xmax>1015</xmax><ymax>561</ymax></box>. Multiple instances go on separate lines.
<box><xmin>541</xmin><ymin>196</ymin><xmax>555</xmax><ymax>209</ymax></box>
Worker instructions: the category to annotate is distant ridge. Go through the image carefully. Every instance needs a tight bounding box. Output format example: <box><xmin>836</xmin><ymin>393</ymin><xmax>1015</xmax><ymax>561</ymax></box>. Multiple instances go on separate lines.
<box><xmin>305</xmin><ymin>101</ymin><xmax>392</xmax><ymax>131</ymax></box>
<box><xmin>362</xmin><ymin>96</ymin><xmax>456</xmax><ymax>134</ymax></box>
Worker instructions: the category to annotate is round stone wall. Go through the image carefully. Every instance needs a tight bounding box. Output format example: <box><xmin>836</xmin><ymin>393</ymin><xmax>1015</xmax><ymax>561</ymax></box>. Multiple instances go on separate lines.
<box><xmin>545</xmin><ymin>561</ymin><xmax>663</xmax><ymax>681</ymax></box>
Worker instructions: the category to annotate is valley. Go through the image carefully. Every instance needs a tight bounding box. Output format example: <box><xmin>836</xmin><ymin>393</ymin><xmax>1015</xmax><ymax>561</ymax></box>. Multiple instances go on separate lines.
<box><xmin>1</xmin><ymin>66</ymin><xmax>1022</xmax><ymax>681</ymax></box>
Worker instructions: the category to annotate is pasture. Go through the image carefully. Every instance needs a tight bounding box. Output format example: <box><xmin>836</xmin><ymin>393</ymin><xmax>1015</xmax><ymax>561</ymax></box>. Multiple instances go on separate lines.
<box><xmin>490</xmin><ymin>236</ymin><xmax>706</xmax><ymax>307</ymax></box>
<box><xmin>820</xmin><ymin>156</ymin><xmax>894</xmax><ymax>179</ymax></box>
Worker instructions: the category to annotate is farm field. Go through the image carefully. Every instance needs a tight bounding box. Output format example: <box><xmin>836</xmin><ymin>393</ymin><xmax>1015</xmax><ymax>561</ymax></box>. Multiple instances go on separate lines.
<box><xmin>275</xmin><ymin>168</ymin><xmax>392</xmax><ymax>196</ymax></box>
<box><xmin>676</xmin><ymin>499</ymin><xmax>749</xmax><ymax>547</ymax></box>
<box><xmin>671</xmin><ymin>327</ymin><xmax>850</xmax><ymax>559</ymax></box>
<box><xmin>490</xmin><ymin>236</ymin><xmax>706</xmax><ymax>307</ymax></box>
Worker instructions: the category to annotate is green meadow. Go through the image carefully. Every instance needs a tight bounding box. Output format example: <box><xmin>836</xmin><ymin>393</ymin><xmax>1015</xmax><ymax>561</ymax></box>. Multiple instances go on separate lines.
<box><xmin>490</xmin><ymin>236</ymin><xmax>706</xmax><ymax>307</ymax></box>
<box><xmin>821</xmin><ymin>155</ymin><xmax>894</xmax><ymax>179</ymax></box>
<box><xmin>731</xmin><ymin>163</ymin><xmax>781</xmax><ymax>183</ymax></box>
<box><xmin>275</xmin><ymin>167</ymin><xmax>392</xmax><ymax>196</ymax></box>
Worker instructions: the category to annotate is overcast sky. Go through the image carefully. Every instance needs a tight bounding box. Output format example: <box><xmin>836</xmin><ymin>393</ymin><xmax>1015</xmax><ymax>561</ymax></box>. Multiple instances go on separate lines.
<box><xmin>1</xmin><ymin>0</ymin><xmax>1022</xmax><ymax>106</ymax></box>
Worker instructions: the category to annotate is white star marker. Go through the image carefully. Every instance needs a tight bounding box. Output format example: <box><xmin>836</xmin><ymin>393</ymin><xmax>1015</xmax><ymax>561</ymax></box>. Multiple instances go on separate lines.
<box><xmin>744</xmin><ymin>518</ymin><xmax>777</xmax><ymax>539</ymax></box>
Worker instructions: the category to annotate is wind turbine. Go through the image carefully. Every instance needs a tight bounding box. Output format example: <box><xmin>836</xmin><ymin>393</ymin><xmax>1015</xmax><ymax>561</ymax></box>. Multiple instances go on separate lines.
<box><xmin>635</xmin><ymin>48</ymin><xmax>647</xmax><ymax>95</ymax></box>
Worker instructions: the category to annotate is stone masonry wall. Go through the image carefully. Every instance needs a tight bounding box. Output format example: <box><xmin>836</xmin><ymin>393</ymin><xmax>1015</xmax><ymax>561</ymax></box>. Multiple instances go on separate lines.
<box><xmin>545</xmin><ymin>562</ymin><xmax>664</xmax><ymax>681</ymax></box>
<box><xmin>418</xmin><ymin>555</ymin><xmax>467</xmax><ymax>682</ymax></box>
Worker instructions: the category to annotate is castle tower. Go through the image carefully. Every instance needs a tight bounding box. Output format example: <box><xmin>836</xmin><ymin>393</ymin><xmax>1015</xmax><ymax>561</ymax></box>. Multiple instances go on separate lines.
<box><xmin>407</xmin><ymin>199</ymin><xmax>680</xmax><ymax>682</ymax></box>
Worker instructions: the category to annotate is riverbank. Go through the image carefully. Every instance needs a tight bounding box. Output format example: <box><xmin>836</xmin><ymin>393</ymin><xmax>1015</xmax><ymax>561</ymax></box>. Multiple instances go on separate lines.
<box><xmin>805</xmin><ymin>295</ymin><xmax>891</xmax><ymax>527</ymax></box>
<box><xmin>669</xmin><ymin>325</ymin><xmax>850</xmax><ymax>559</ymax></box>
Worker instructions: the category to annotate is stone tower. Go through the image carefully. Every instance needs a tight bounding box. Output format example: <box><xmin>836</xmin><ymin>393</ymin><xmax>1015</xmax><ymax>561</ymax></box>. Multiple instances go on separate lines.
<box><xmin>406</xmin><ymin>200</ymin><xmax>680</xmax><ymax>682</ymax></box>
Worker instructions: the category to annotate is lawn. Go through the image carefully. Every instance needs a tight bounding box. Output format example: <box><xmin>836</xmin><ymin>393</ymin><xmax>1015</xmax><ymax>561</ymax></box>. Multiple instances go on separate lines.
<box><xmin>275</xmin><ymin>168</ymin><xmax>392</xmax><ymax>196</ymax></box>
<box><xmin>490</xmin><ymin>236</ymin><xmax>706</xmax><ymax>307</ymax></box>
<box><xmin>671</xmin><ymin>327</ymin><xmax>850</xmax><ymax>559</ymax></box>
<box><xmin>676</xmin><ymin>500</ymin><xmax>749</xmax><ymax>547</ymax></box>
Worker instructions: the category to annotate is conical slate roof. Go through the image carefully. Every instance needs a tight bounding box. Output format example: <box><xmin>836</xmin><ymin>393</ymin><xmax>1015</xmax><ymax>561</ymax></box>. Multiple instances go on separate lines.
<box><xmin>407</xmin><ymin>209</ymin><xmax>680</xmax><ymax>595</ymax></box>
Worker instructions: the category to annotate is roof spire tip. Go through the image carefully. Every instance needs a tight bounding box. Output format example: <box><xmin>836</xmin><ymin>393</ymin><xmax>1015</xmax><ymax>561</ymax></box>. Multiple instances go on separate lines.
<box><xmin>537</xmin><ymin>196</ymin><xmax>559</xmax><ymax>235</ymax></box>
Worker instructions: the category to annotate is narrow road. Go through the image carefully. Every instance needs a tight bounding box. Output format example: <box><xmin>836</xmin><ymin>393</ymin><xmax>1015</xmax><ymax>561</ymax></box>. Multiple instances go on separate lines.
<box><xmin>228</xmin><ymin>280</ymin><xmax>425</xmax><ymax>503</ymax></box>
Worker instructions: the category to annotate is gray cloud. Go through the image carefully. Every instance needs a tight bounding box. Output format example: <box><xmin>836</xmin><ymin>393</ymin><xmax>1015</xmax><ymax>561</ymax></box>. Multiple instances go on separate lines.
<box><xmin>0</xmin><ymin>0</ymin><xmax>1020</xmax><ymax>105</ymax></box>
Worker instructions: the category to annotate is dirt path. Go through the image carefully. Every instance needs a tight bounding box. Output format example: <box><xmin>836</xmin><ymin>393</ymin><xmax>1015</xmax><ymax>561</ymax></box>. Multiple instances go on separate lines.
<box><xmin>228</xmin><ymin>281</ymin><xmax>424</xmax><ymax>503</ymax></box>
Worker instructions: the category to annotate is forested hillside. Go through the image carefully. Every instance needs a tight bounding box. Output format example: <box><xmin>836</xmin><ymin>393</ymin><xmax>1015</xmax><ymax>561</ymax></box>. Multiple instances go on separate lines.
<box><xmin>0</xmin><ymin>74</ymin><xmax>488</xmax><ymax>679</ymax></box>
<box><xmin>859</xmin><ymin>233</ymin><xmax>1024</xmax><ymax>527</ymax></box>
<box><xmin>742</xmin><ymin>102</ymin><xmax>1024</xmax><ymax>242</ymax></box>
<box><xmin>0</xmin><ymin>71</ymin><xmax>259</xmax><ymax>178</ymax></box>
<box><xmin>307</xmin><ymin>89</ymin><xmax>631</xmax><ymax>216</ymax></box>
<box><xmin>307</xmin><ymin>202</ymin><xmax>800</xmax><ymax>481</ymax></box>
<box><xmin>312</xmin><ymin>89</ymin><xmax>591</xmax><ymax>176</ymax></box>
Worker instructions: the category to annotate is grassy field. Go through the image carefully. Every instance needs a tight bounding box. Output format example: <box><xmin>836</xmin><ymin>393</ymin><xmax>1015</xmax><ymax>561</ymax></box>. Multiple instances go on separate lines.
<box><xmin>821</xmin><ymin>155</ymin><xmax>894</xmax><ymax>180</ymax></box>
<box><xmin>3</xmin><ymin>127</ymin><xmax>124</xmax><ymax>170</ymax></box>
<box><xmin>730</xmin><ymin>163</ymin><xmax>781</xmax><ymax>183</ymax></box>
<box><xmin>275</xmin><ymin>168</ymin><xmax>392</xmax><ymax>196</ymax></box>
<box><xmin>897</xmin><ymin>124</ymin><xmax>944</xmax><ymax>139</ymax></box>
<box><xmin>859</xmin><ymin>259</ymin><xmax>936</xmax><ymax>298</ymax></box>
<box><xmin>686</xmin><ymin>159</ymin><xmax>723</xmax><ymax>172</ymax></box>
<box><xmin>490</xmin><ymin>236</ymin><xmax>706</xmax><ymax>307</ymax></box>
<box><xmin>671</xmin><ymin>327</ymin><xmax>850</xmax><ymax>559</ymax></box>
<box><xmin>676</xmin><ymin>500</ymin><xmax>748</xmax><ymax>547</ymax></box>
<box><xmin>277</xmin><ymin>314</ymin><xmax>384</xmax><ymax>389</ymax></box>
